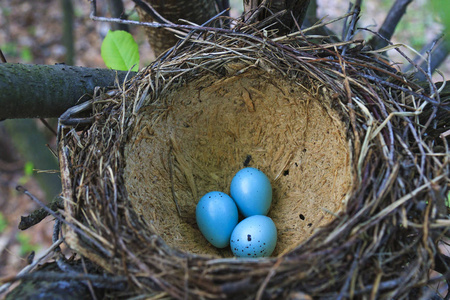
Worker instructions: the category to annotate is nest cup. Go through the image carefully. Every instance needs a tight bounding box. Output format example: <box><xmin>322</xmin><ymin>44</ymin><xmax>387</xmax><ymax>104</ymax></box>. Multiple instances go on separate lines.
<box><xmin>124</xmin><ymin>67</ymin><xmax>353</xmax><ymax>256</ymax></box>
<box><xmin>59</xmin><ymin>27</ymin><xmax>449</xmax><ymax>299</ymax></box>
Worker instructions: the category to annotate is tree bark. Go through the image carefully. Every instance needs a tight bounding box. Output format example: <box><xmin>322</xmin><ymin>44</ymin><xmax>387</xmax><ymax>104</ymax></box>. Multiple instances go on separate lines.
<box><xmin>244</xmin><ymin>0</ymin><xmax>311</xmax><ymax>34</ymax></box>
<box><xmin>0</xmin><ymin>63</ymin><xmax>135</xmax><ymax>119</ymax></box>
<box><xmin>135</xmin><ymin>0</ymin><xmax>218</xmax><ymax>57</ymax></box>
<box><xmin>107</xmin><ymin>0</ymin><xmax>130</xmax><ymax>32</ymax></box>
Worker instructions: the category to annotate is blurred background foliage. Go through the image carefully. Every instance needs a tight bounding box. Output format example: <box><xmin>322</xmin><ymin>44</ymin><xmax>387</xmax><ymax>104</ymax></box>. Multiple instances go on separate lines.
<box><xmin>430</xmin><ymin>0</ymin><xmax>450</xmax><ymax>46</ymax></box>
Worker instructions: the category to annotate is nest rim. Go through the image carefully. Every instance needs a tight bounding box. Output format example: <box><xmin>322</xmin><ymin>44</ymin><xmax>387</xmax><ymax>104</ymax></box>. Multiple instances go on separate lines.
<box><xmin>58</xmin><ymin>21</ymin><xmax>450</xmax><ymax>299</ymax></box>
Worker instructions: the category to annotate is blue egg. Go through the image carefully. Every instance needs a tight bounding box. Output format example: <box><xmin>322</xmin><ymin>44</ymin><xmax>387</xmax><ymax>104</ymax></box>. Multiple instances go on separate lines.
<box><xmin>196</xmin><ymin>191</ymin><xmax>239</xmax><ymax>248</ymax></box>
<box><xmin>230</xmin><ymin>167</ymin><xmax>272</xmax><ymax>217</ymax></box>
<box><xmin>230</xmin><ymin>215</ymin><xmax>277</xmax><ymax>258</ymax></box>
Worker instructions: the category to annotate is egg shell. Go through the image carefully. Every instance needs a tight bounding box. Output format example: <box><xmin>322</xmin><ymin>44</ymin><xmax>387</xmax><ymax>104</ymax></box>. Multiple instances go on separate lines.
<box><xmin>230</xmin><ymin>167</ymin><xmax>272</xmax><ymax>217</ymax></box>
<box><xmin>230</xmin><ymin>215</ymin><xmax>277</xmax><ymax>258</ymax></box>
<box><xmin>196</xmin><ymin>191</ymin><xmax>239</xmax><ymax>248</ymax></box>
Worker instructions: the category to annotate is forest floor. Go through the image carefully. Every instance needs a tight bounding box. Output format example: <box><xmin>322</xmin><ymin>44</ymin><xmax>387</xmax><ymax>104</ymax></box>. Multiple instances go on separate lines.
<box><xmin>0</xmin><ymin>0</ymin><xmax>449</xmax><ymax>297</ymax></box>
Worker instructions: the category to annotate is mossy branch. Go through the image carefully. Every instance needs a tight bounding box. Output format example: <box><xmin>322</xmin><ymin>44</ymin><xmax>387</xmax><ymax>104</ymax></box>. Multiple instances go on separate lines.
<box><xmin>18</xmin><ymin>196</ymin><xmax>64</xmax><ymax>230</ymax></box>
<box><xmin>0</xmin><ymin>63</ymin><xmax>135</xmax><ymax>120</ymax></box>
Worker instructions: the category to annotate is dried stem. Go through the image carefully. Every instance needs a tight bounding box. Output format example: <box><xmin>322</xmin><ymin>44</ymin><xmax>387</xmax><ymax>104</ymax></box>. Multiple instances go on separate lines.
<box><xmin>369</xmin><ymin>0</ymin><xmax>413</xmax><ymax>50</ymax></box>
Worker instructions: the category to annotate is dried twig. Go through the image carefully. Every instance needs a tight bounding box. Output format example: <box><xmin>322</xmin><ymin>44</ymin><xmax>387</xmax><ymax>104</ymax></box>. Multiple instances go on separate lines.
<box><xmin>215</xmin><ymin>0</ymin><xmax>230</xmax><ymax>17</ymax></box>
<box><xmin>407</xmin><ymin>35</ymin><xmax>450</xmax><ymax>82</ymax></box>
<box><xmin>0</xmin><ymin>238</ymin><xmax>63</xmax><ymax>295</ymax></box>
<box><xmin>0</xmin><ymin>49</ymin><xmax>6</xmax><ymax>63</ymax></box>
<box><xmin>90</xmin><ymin>0</ymin><xmax>232</xmax><ymax>35</ymax></box>
<box><xmin>18</xmin><ymin>196</ymin><xmax>63</xmax><ymax>230</ymax></box>
<box><xmin>16</xmin><ymin>186</ymin><xmax>112</xmax><ymax>257</ymax></box>
<box><xmin>341</xmin><ymin>0</ymin><xmax>361</xmax><ymax>55</ymax></box>
<box><xmin>368</xmin><ymin>0</ymin><xmax>413</xmax><ymax>50</ymax></box>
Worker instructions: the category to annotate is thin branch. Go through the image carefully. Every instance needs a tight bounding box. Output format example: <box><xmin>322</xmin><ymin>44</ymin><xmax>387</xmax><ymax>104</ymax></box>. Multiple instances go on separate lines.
<box><xmin>53</xmin><ymin>219</ymin><xmax>62</xmax><ymax>244</ymax></box>
<box><xmin>404</xmin><ymin>34</ymin><xmax>450</xmax><ymax>81</ymax></box>
<box><xmin>0</xmin><ymin>238</ymin><xmax>63</xmax><ymax>295</ymax></box>
<box><xmin>18</xmin><ymin>196</ymin><xmax>64</xmax><ymax>230</ymax></box>
<box><xmin>16</xmin><ymin>186</ymin><xmax>113</xmax><ymax>258</ymax></box>
<box><xmin>90</xmin><ymin>0</ymin><xmax>230</xmax><ymax>34</ymax></box>
<box><xmin>358</xmin><ymin>73</ymin><xmax>444</xmax><ymax>108</ymax></box>
<box><xmin>337</xmin><ymin>245</ymin><xmax>360</xmax><ymax>300</ymax></box>
<box><xmin>341</xmin><ymin>0</ymin><xmax>361</xmax><ymax>55</ymax></box>
<box><xmin>107</xmin><ymin>0</ymin><xmax>130</xmax><ymax>32</ymax></box>
<box><xmin>361</xmin><ymin>27</ymin><xmax>440</xmax><ymax>101</ymax></box>
<box><xmin>369</xmin><ymin>0</ymin><xmax>413</xmax><ymax>50</ymax></box>
<box><xmin>244</xmin><ymin>0</ymin><xmax>267</xmax><ymax>23</ymax></box>
<box><xmin>39</xmin><ymin>118</ymin><xmax>58</xmax><ymax>137</ymax></box>
<box><xmin>216</xmin><ymin>0</ymin><xmax>230</xmax><ymax>17</ymax></box>
<box><xmin>131</xmin><ymin>0</ymin><xmax>173</xmax><ymax>25</ymax></box>
<box><xmin>0</xmin><ymin>49</ymin><xmax>6</xmax><ymax>63</ymax></box>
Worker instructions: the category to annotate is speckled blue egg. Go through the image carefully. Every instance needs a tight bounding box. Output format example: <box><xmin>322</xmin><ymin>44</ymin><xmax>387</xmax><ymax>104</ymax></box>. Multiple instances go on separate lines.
<box><xmin>230</xmin><ymin>215</ymin><xmax>277</xmax><ymax>258</ymax></box>
<box><xmin>230</xmin><ymin>167</ymin><xmax>272</xmax><ymax>217</ymax></box>
<box><xmin>196</xmin><ymin>191</ymin><xmax>239</xmax><ymax>248</ymax></box>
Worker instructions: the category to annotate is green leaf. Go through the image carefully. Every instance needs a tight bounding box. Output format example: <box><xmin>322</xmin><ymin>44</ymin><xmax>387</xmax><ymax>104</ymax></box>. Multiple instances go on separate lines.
<box><xmin>24</xmin><ymin>161</ymin><xmax>34</xmax><ymax>176</ymax></box>
<box><xmin>447</xmin><ymin>192</ymin><xmax>450</xmax><ymax>208</ymax></box>
<box><xmin>101</xmin><ymin>30</ymin><xmax>139</xmax><ymax>72</ymax></box>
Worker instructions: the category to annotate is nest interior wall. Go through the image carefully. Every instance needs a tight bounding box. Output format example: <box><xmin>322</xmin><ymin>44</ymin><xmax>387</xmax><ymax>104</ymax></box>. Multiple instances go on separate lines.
<box><xmin>124</xmin><ymin>68</ymin><xmax>353</xmax><ymax>257</ymax></box>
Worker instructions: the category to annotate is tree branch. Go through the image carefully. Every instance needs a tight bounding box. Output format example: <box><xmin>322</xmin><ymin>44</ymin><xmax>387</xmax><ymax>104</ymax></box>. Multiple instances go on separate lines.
<box><xmin>405</xmin><ymin>36</ymin><xmax>450</xmax><ymax>82</ymax></box>
<box><xmin>243</xmin><ymin>0</ymin><xmax>311</xmax><ymax>35</ymax></box>
<box><xmin>61</xmin><ymin>0</ymin><xmax>75</xmax><ymax>65</ymax></box>
<box><xmin>107</xmin><ymin>0</ymin><xmax>130</xmax><ymax>32</ymax></box>
<box><xmin>369</xmin><ymin>0</ymin><xmax>413</xmax><ymax>50</ymax></box>
<box><xmin>134</xmin><ymin>0</ymin><xmax>218</xmax><ymax>56</ymax></box>
<box><xmin>0</xmin><ymin>63</ymin><xmax>135</xmax><ymax>119</ymax></box>
<box><xmin>215</xmin><ymin>0</ymin><xmax>230</xmax><ymax>16</ymax></box>
<box><xmin>19</xmin><ymin>196</ymin><xmax>64</xmax><ymax>230</ymax></box>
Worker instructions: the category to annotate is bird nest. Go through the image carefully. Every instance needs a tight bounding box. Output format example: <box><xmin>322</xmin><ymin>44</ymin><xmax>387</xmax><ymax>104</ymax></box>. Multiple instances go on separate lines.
<box><xmin>58</xmin><ymin>24</ymin><xmax>450</xmax><ymax>299</ymax></box>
